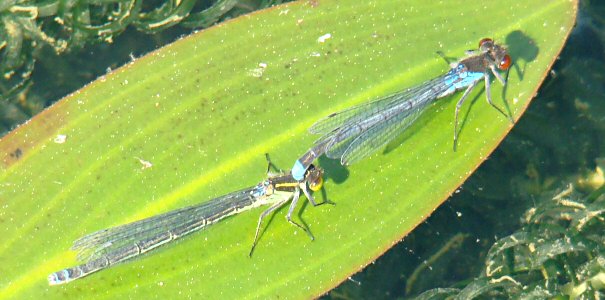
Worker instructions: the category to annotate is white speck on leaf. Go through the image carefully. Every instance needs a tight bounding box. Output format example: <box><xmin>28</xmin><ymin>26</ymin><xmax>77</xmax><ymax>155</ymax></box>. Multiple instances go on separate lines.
<box><xmin>249</xmin><ymin>62</ymin><xmax>267</xmax><ymax>78</ymax></box>
<box><xmin>136</xmin><ymin>157</ymin><xmax>153</xmax><ymax>169</ymax></box>
<box><xmin>54</xmin><ymin>134</ymin><xmax>67</xmax><ymax>144</ymax></box>
<box><xmin>317</xmin><ymin>33</ymin><xmax>332</xmax><ymax>43</ymax></box>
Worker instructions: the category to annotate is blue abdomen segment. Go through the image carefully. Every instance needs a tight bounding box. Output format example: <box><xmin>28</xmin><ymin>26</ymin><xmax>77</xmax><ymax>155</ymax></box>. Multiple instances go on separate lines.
<box><xmin>292</xmin><ymin>160</ymin><xmax>306</xmax><ymax>181</ymax></box>
<box><xmin>251</xmin><ymin>183</ymin><xmax>268</xmax><ymax>198</ymax></box>
<box><xmin>442</xmin><ymin>67</ymin><xmax>483</xmax><ymax>96</ymax></box>
<box><xmin>48</xmin><ymin>269</ymin><xmax>72</xmax><ymax>285</ymax></box>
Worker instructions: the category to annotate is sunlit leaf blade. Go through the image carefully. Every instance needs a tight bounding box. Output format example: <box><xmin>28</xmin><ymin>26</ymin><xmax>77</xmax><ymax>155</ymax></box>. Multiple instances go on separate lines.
<box><xmin>0</xmin><ymin>0</ymin><xmax>577</xmax><ymax>298</ymax></box>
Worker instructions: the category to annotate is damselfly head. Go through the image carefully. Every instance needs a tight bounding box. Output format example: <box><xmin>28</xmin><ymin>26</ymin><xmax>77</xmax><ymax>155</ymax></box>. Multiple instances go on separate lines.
<box><xmin>478</xmin><ymin>38</ymin><xmax>511</xmax><ymax>71</ymax></box>
<box><xmin>305</xmin><ymin>164</ymin><xmax>324</xmax><ymax>192</ymax></box>
<box><xmin>490</xmin><ymin>45</ymin><xmax>511</xmax><ymax>71</ymax></box>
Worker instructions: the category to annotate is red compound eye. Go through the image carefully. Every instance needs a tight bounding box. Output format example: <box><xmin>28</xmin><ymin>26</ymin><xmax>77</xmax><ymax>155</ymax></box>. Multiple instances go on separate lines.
<box><xmin>499</xmin><ymin>54</ymin><xmax>512</xmax><ymax>70</ymax></box>
<box><xmin>479</xmin><ymin>38</ymin><xmax>493</xmax><ymax>48</ymax></box>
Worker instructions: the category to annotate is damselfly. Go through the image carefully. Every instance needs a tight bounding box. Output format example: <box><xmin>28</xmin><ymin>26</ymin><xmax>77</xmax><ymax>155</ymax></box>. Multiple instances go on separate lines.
<box><xmin>48</xmin><ymin>160</ymin><xmax>324</xmax><ymax>285</ymax></box>
<box><xmin>292</xmin><ymin>38</ymin><xmax>512</xmax><ymax>180</ymax></box>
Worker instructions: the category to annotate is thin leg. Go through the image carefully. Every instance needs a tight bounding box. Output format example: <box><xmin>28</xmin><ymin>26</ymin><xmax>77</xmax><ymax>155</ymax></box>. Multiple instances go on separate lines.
<box><xmin>490</xmin><ymin>66</ymin><xmax>515</xmax><ymax>123</ymax></box>
<box><xmin>484</xmin><ymin>74</ymin><xmax>514</xmax><ymax>123</ymax></box>
<box><xmin>453</xmin><ymin>80</ymin><xmax>479</xmax><ymax>151</ymax></box>
<box><xmin>286</xmin><ymin>189</ymin><xmax>315</xmax><ymax>241</ymax></box>
<box><xmin>249</xmin><ymin>198</ymin><xmax>289</xmax><ymax>256</ymax></box>
<box><xmin>464</xmin><ymin>49</ymin><xmax>478</xmax><ymax>56</ymax></box>
<box><xmin>264</xmin><ymin>153</ymin><xmax>282</xmax><ymax>175</ymax></box>
<box><xmin>301</xmin><ymin>184</ymin><xmax>319</xmax><ymax>206</ymax></box>
<box><xmin>436</xmin><ymin>51</ymin><xmax>457</xmax><ymax>68</ymax></box>
<box><xmin>490</xmin><ymin>65</ymin><xmax>507</xmax><ymax>85</ymax></box>
<box><xmin>301</xmin><ymin>184</ymin><xmax>335</xmax><ymax>206</ymax></box>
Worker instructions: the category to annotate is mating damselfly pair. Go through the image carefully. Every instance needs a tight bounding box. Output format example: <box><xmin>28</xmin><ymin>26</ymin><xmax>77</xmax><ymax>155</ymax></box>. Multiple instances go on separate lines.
<box><xmin>49</xmin><ymin>38</ymin><xmax>512</xmax><ymax>285</ymax></box>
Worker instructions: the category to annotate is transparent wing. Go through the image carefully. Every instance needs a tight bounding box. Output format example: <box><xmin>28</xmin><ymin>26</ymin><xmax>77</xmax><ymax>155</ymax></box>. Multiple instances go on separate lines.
<box><xmin>310</xmin><ymin>100</ymin><xmax>388</xmax><ymax>135</ymax></box>
<box><xmin>340</xmin><ymin>99</ymin><xmax>430</xmax><ymax>165</ymax></box>
<box><xmin>313</xmin><ymin>73</ymin><xmax>457</xmax><ymax>164</ymax></box>
<box><xmin>309</xmin><ymin>75</ymin><xmax>448</xmax><ymax>136</ymax></box>
<box><xmin>72</xmin><ymin>186</ymin><xmax>258</xmax><ymax>261</ymax></box>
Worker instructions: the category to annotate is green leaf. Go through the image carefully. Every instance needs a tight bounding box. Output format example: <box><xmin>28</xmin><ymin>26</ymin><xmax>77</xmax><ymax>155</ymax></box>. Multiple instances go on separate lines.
<box><xmin>0</xmin><ymin>0</ymin><xmax>577</xmax><ymax>298</ymax></box>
